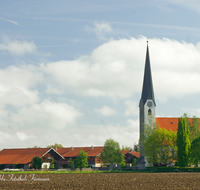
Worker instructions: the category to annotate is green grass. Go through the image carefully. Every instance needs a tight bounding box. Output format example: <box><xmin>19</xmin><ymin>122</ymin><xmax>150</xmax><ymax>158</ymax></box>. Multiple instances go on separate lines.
<box><xmin>1</xmin><ymin>167</ymin><xmax>200</xmax><ymax>174</ymax></box>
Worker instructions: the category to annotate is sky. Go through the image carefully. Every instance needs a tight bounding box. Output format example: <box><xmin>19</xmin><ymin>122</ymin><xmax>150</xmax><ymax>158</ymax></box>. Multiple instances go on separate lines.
<box><xmin>1</xmin><ymin>0</ymin><xmax>200</xmax><ymax>149</ymax></box>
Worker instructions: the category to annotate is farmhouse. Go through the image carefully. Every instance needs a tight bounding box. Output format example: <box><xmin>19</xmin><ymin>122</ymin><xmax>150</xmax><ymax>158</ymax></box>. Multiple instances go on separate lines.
<box><xmin>0</xmin><ymin>148</ymin><xmax>64</xmax><ymax>169</ymax></box>
<box><xmin>56</xmin><ymin>146</ymin><xmax>140</xmax><ymax>168</ymax></box>
<box><xmin>56</xmin><ymin>146</ymin><xmax>104</xmax><ymax>168</ymax></box>
<box><xmin>0</xmin><ymin>146</ymin><xmax>140</xmax><ymax>169</ymax></box>
<box><xmin>122</xmin><ymin>150</ymin><xmax>140</xmax><ymax>164</ymax></box>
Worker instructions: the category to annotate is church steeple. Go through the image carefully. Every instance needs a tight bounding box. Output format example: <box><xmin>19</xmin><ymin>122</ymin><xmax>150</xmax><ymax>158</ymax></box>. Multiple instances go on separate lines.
<box><xmin>137</xmin><ymin>42</ymin><xmax>156</xmax><ymax>169</ymax></box>
<box><xmin>140</xmin><ymin>42</ymin><xmax>156</xmax><ymax>106</ymax></box>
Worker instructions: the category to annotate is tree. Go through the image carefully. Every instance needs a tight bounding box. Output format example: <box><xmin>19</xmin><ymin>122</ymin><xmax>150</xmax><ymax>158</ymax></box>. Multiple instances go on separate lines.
<box><xmin>143</xmin><ymin>127</ymin><xmax>177</xmax><ymax>166</ymax></box>
<box><xmin>69</xmin><ymin>158</ymin><xmax>74</xmax><ymax>168</ymax></box>
<box><xmin>32</xmin><ymin>156</ymin><xmax>43</xmax><ymax>169</ymax></box>
<box><xmin>134</xmin><ymin>141</ymin><xmax>140</xmax><ymax>152</ymax></box>
<box><xmin>132</xmin><ymin>158</ymin><xmax>138</xmax><ymax>166</ymax></box>
<box><xmin>177</xmin><ymin>117</ymin><xmax>190</xmax><ymax>167</ymax></box>
<box><xmin>101</xmin><ymin>138</ymin><xmax>124</xmax><ymax>164</ymax></box>
<box><xmin>46</xmin><ymin>143</ymin><xmax>63</xmax><ymax>148</ymax></box>
<box><xmin>120</xmin><ymin>158</ymin><xmax>126</xmax><ymax>168</ymax></box>
<box><xmin>141</xmin><ymin>115</ymin><xmax>157</xmax><ymax>144</ymax></box>
<box><xmin>49</xmin><ymin>159</ymin><xmax>54</xmax><ymax>169</ymax></box>
<box><xmin>190</xmin><ymin>136</ymin><xmax>200</xmax><ymax>166</ymax></box>
<box><xmin>75</xmin><ymin>149</ymin><xmax>88</xmax><ymax>170</ymax></box>
<box><xmin>183</xmin><ymin>113</ymin><xmax>200</xmax><ymax>142</ymax></box>
<box><xmin>121</xmin><ymin>146</ymin><xmax>132</xmax><ymax>150</ymax></box>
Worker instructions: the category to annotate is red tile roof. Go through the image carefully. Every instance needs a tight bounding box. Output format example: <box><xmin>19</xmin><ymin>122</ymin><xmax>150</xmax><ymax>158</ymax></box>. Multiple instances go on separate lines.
<box><xmin>156</xmin><ymin>117</ymin><xmax>200</xmax><ymax>132</ymax></box>
<box><xmin>128</xmin><ymin>151</ymin><xmax>140</xmax><ymax>158</ymax></box>
<box><xmin>57</xmin><ymin>147</ymin><xmax>139</xmax><ymax>158</ymax></box>
<box><xmin>121</xmin><ymin>150</ymin><xmax>129</xmax><ymax>155</ymax></box>
<box><xmin>0</xmin><ymin>148</ymin><xmax>50</xmax><ymax>164</ymax></box>
<box><xmin>56</xmin><ymin>147</ymin><xmax>104</xmax><ymax>158</ymax></box>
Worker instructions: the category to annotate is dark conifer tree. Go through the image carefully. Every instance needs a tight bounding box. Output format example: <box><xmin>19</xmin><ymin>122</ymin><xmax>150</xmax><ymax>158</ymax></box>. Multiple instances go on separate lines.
<box><xmin>177</xmin><ymin>117</ymin><xmax>190</xmax><ymax>167</ymax></box>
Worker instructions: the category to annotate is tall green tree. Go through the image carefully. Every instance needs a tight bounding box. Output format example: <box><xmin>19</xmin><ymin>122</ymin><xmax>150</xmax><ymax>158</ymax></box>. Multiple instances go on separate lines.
<box><xmin>190</xmin><ymin>136</ymin><xmax>200</xmax><ymax>166</ymax></box>
<box><xmin>177</xmin><ymin>117</ymin><xmax>190</xmax><ymax>167</ymax></box>
<box><xmin>32</xmin><ymin>156</ymin><xmax>43</xmax><ymax>169</ymax></box>
<box><xmin>143</xmin><ymin>127</ymin><xmax>177</xmax><ymax>165</ymax></box>
<box><xmin>183</xmin><ymin>113</ymin><xmax>200</xmax><ymax>142</ymax></box>
<box><xmin>101</xmin><ymin>138</ymin><xmax>124</xmax><ymax>164</ymax></box>
<box><xmin>75</xmin><ymin>149</ymin><xmax>88</xmax><ymax>170</ymax></box>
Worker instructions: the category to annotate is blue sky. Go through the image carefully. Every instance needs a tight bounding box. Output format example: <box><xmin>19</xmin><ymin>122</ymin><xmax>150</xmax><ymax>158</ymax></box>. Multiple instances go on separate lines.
<box><xmin>1</xmin><ymin>0</ymin><xmax>200</xmax><ymax>149</ymax></box>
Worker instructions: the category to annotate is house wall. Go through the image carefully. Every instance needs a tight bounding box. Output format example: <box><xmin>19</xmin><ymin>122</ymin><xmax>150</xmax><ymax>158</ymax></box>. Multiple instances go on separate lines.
<box><xmin>23</xmin><ymin>164</ymin><xmax>29</xmax><ymax>169</ymax></box>
<box><xmin>95</xmin><ymin>155</ymin><xmax>102</xmax><ymax>167</ymax></box>
<box><xmin>42</xmin><ymin>153</ymin><xmax>54</xmax><ymax>163</ymax></box>
<box><xmin>42</xmin><ymin>162</ymin><xmax>51</xmax><ymax>169</ymax></box>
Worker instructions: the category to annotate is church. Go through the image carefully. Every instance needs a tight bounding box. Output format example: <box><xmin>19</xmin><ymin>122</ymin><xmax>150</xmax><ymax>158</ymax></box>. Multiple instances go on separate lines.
<box><xmin>136</xmin><ymin>42</ymin><xmax>199</xmax><ymax>169</ymax></box>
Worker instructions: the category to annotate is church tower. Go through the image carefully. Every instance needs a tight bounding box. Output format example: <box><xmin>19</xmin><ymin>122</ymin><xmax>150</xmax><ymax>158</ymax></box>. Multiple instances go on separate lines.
<box><xmin>137</xmin><ymin>42</ymin><xmax>156</xmax><ymax>169</ymax></box>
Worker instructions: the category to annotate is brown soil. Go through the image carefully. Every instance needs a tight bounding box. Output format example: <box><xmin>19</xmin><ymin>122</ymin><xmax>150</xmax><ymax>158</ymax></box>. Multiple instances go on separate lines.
<box><xmin>0</xmin><ymin>173</ymin><xmax>200</xmax><ymax>190</ymax></box>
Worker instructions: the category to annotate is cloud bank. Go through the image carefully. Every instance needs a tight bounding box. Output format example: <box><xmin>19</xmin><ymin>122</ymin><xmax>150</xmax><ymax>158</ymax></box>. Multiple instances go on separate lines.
<box><xmin>0</xmin><ymin>36</ymin><xmax>200</xmax><ymax>148</ymax></box>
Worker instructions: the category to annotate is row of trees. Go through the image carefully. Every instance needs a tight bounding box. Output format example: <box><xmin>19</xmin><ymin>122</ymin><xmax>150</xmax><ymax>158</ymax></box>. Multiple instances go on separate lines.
<box><xmin>142</xmin><ymin>114</ymin><xmax>200</xmax><ymax>167</ymax></box>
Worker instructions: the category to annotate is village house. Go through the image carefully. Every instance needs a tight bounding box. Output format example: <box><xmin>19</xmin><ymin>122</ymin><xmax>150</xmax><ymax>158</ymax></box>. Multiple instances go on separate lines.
<box><xmin>0</xmin><ymin>148</ymin><xmax>64</xmax><ymax>169</ymax></box>
<box><xmin>0</xmin><ymin>146</ymin><xmax>140</xmax><ymax>169</ymax></box>
<box><xmin>156</xmin><ymin>117</ymin><xmax>200</xmax><ymax>132</ymax></box>
<box><xmin>122</xmin><ymin>150</ymin><xmax>140</xmax><ymax>165</ymax></box>
<box><xmin>56</xmin><ymin>146</ymin><xmax>104</xmax><ymax>168</ymax></box>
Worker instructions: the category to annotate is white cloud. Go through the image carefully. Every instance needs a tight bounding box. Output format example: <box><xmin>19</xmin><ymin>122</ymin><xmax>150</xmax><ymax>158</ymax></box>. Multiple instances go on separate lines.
<box><xmin>1</xmin><ymin>36</ymin><xmax>200</xmax><ymax>148</ymax></box>
<box><xmin>125</xmin><ymin>101</ymin><xmax>138</xmax><ymax>116</ymax></box>
<box><xmin>43</xmin><ymin>38</ymin><xmax>143</xmax><ymax>99</ymax></box>
<box><xmin>0</xmin><ymin>38</ymin><xmax>37</xmax><ymax>56</ymax></box>
<box><xmin>0</xmin><ymin>131</ymin><xmax>36</xmax><ymax>147</ymax></box>
<box><xmin>95</xmin><ymin>106</ymin><xmax>116</xmax><ymax>116</ymax></box>
<box><xmin>166</xmin><ymin>0</ymin><xmax>200</xmax><ymax>13</ymax></box>
<box><xmin>0</xmin><ymin>100</ymin><xmax>82</xmax><ymax>131</ymax></box>
<box><xmin>16</xmin><ymin>132</ymin><xmax>36</xmax><ymax>141</ymax></box>
<box><xmin>85</xmin><ymin>22</ymin><xmax>113</xmax><ymax>40</ymax></box>
<box><xmin>58</xmin><ymin>119</ymin><xmax>139</xmax><ymax>147</ymax></box>
<box><xmin>43</xmin><ymin>36</ymin><xmax>200</xmax><ymax>102</ymax></box>
<box><xmin>0</xmin><ymin>17</ymin><xmax>20</xmax><ymax>26</ymax></box>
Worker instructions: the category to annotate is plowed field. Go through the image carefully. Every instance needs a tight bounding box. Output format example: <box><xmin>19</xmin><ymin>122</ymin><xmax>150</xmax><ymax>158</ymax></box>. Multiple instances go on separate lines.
<box><xmin>0</xmin><ymin>173</ymin><xmax>200</xmax><ymax>189</ymax></box>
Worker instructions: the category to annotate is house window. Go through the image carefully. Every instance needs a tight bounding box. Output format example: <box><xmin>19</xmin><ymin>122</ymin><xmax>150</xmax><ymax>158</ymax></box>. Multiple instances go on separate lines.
<box><xmin>148</xmin><ymin>109</ymin><xmax>152</xmax><ymax>115</ymax></box>
<box><xmin>48</xmin><ymin>157</ymin><xmax>52</xmax><ymax>160</ymax></box>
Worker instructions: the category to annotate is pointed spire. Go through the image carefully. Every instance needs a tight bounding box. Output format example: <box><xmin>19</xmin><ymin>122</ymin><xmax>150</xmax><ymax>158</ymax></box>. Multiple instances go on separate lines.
<box><xmin>140</xmin><ymin>42</ymin><xmax>156</xmax><ymax>106</ymax></box>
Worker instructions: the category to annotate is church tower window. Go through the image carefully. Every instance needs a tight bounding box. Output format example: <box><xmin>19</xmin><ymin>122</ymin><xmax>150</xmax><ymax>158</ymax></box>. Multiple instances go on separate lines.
<box><xmin>148</xmin><ymin>109</ymin><xmax>152</xmax><ymax>115</ymax></box>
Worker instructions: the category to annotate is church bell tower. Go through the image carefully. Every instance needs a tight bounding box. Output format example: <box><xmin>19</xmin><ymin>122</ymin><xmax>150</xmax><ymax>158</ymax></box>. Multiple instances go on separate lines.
<box><xmin>137</xmin><ymin>41</ymin><xmax>156</xmax><ymax>169</ymax></box>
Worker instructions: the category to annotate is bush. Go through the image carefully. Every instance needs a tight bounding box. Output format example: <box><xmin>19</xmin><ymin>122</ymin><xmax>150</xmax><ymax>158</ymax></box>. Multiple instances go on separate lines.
<box><xmin>50</xmin><ymin>159</ymin><xmax>54</xmax><ymax>169</ymax></box>
<box><xmin>69</xmin><ymin>158</ymin><xmax>73</xmax><ymax>169</ymax></box>
<box><xmin>120</xmin><ymin>158</ymin><xmax>126</xmax><ymax>168</ymax></box>
<box><xmin>132</xmin><ymin>158</ymin><xmax>138</xmax><ymax>166</ymax></box>
<box><xmin>32</xmin><ymin>156</ymin><xmax>43</xmax><ymax>169</ymax></box>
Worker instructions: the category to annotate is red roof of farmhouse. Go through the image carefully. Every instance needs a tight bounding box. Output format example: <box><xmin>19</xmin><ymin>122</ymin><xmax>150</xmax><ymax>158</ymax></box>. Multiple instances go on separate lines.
<box><xmin>57</xmin><ymin>147</ymin><xmax>140</xmax><ymax>158</ymax></box>
<box><xmin>128</xmin><ymin>151</ymin><xmax>140</xmax><ymax>158</ymax></box>
<box><xmin>0</xmin><ymin>148</ymin><xmax>50</xmax><ymax>164</ymax></box>
<box><xmin>156</xmin><ymin>117</ymin><xmax>200</xmax><ymax>132</ymax></box>
<box><xmin>56</xmin><ymin>146</ymin><xmax>104</xmax><ymax>157</ymax></box>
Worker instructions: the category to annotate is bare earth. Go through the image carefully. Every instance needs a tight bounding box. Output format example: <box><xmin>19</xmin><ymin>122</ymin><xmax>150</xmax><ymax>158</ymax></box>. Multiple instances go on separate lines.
<box><xmin>0</xmin><ymin>173</ymin><xmax>200</xmax><ymax>190</ymax></box>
